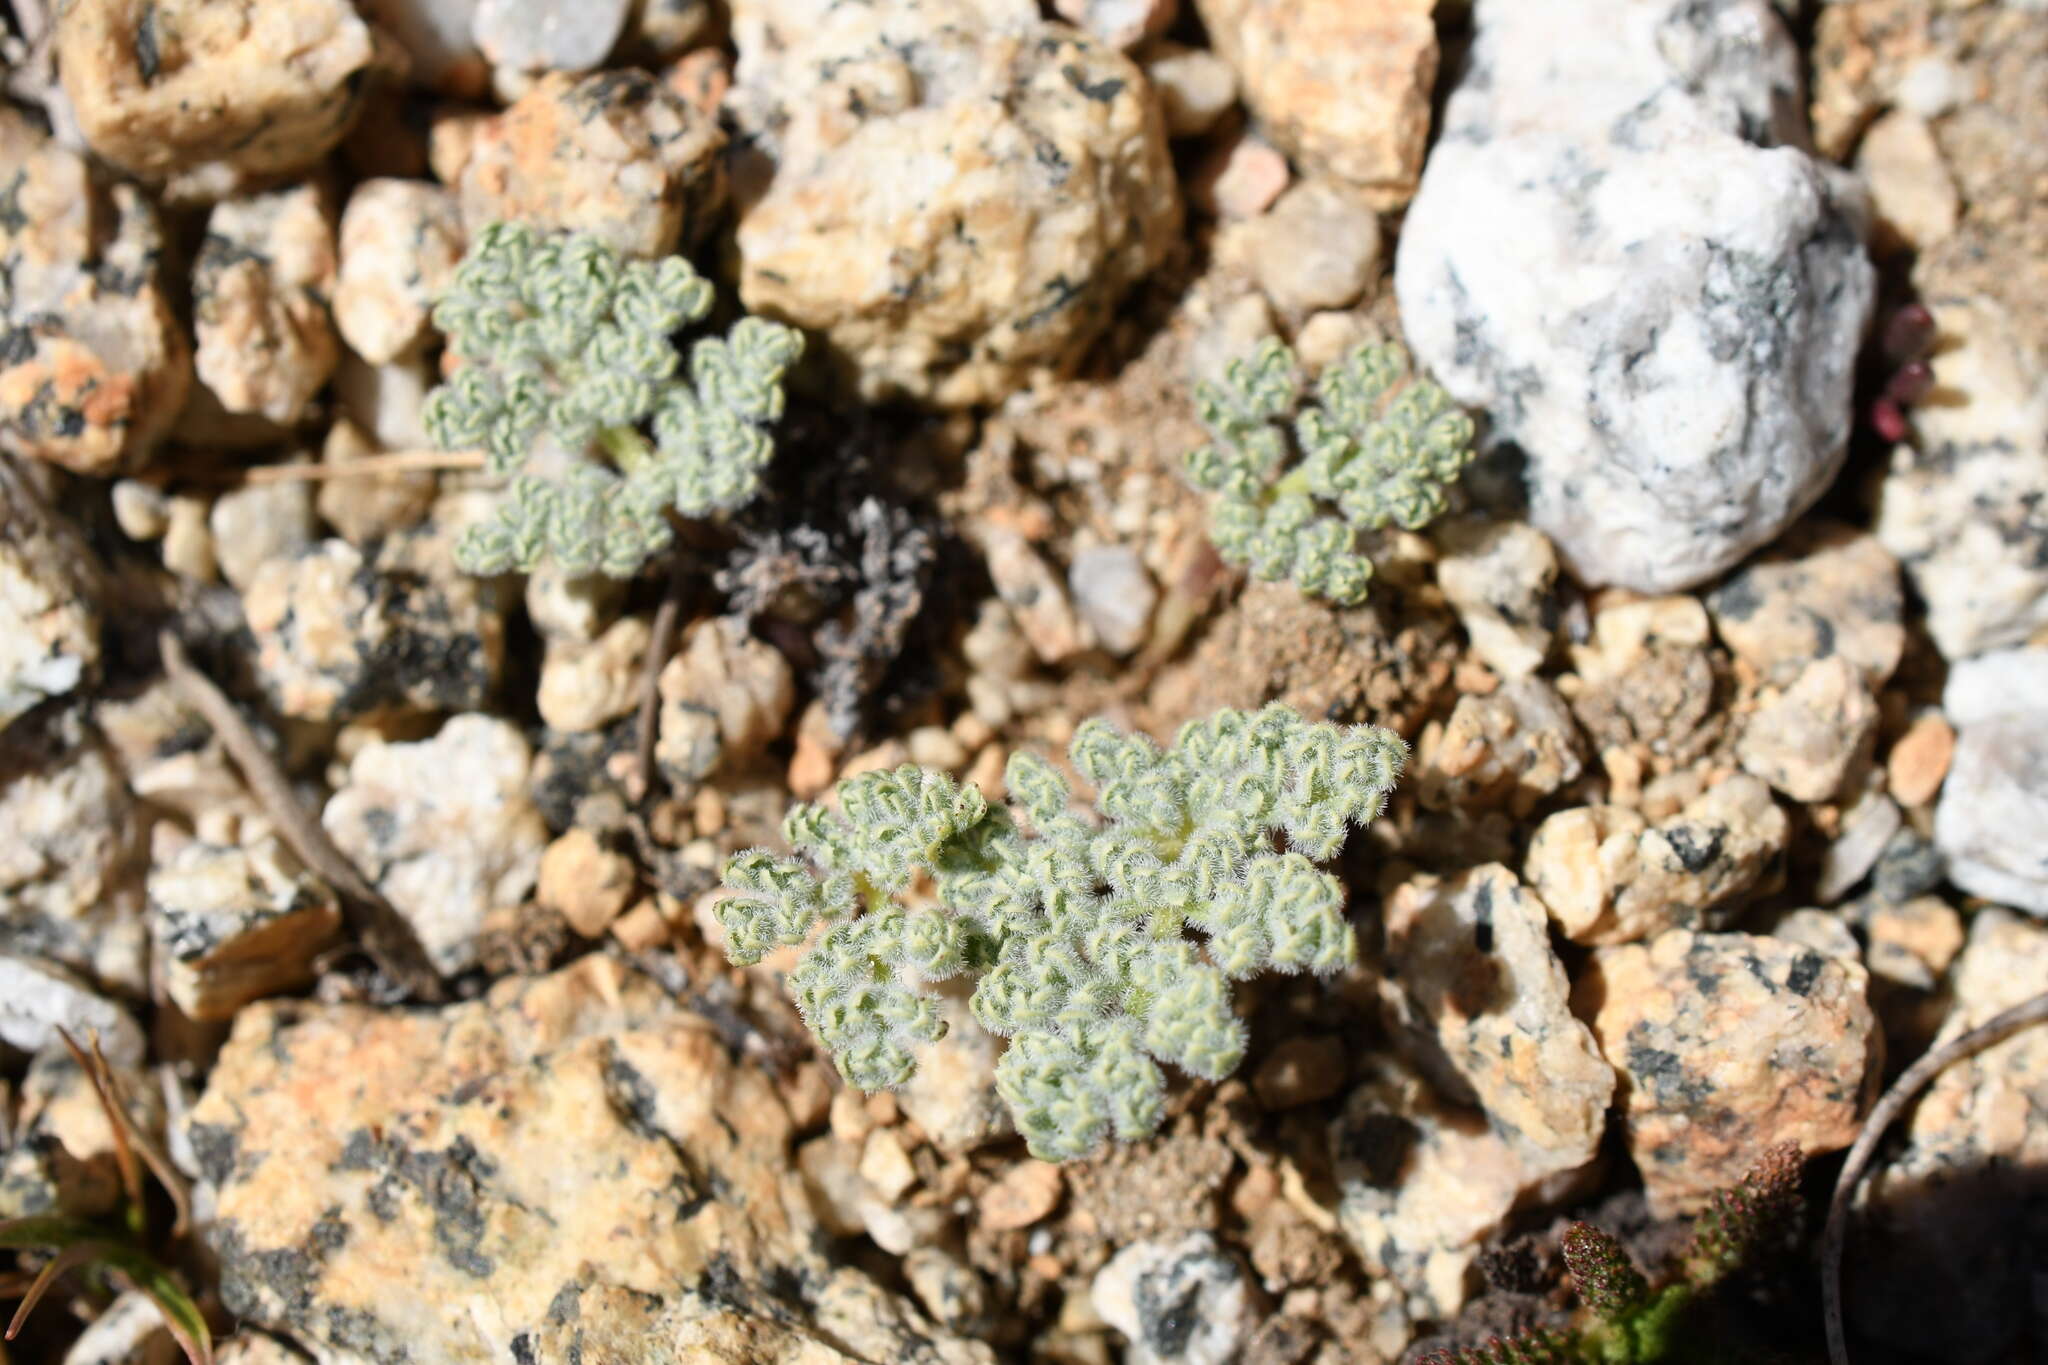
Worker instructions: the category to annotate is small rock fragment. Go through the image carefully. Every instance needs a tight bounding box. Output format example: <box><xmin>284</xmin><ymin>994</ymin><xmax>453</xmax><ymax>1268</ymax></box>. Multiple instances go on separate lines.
<box><xmin>1413</xmin><ymin>678</ymin><xmax>1585</xmax><ymax>815</ymax></box>
<box><xmin>1332</xmin><ymin>1054</ymin><xmax>1526</xmax><ymax>1319</ymax></box>
<box><xmin>316</xmin><ymin>418</ymin><xmax>438</xmax><ymax>545</ymax></box>
<box><xmin>148</xmin><ymin>838</ymin><xmax>341</xmax><ymax>1021</ymax></box>
<box><xmin>473</xmin><ymin>0</ymin><xmax>631</xmax><ymax>77</ymax></box>
<box><xmin>1434</xmin><ymin>520</ymin><xmax>1561</xmax><ymax>681</ymax></box>
<box><xmin>898</xmin><ymin>990</ymin><xmax>1011</xmax><ymax>1155</ymax></box>
<box><xmin>193</xmin><ymin>185</ymin><xmax>340</xmax><ymax>425</ymax></box>
<box><xmin>1193</xmin><ymin>0</ymin><xmax>1436</xmax><ymax>207</ymax></box>
<box><xmin>980</xmin><ymin>528</ymin><xmax>1088</xmax><ymax>665</ymax></box>
<box><xmin>1053</xmin><ymin>0</ymin><xmax>1174</xmax><ymax>51</ymax></box>
<box><xmin>655</xmin><ymin>616</ymin><xmax>795</xmax><ymax>793</ymax></box>
<box><xmin>980</xmin><ymin>1159</ymin><xmax>1064</xmax><ymax>1232</ymax></box>
<box><xmin>6</xmin><ymin>1043</ymin><xmax>162</xmax><ymax>1219</ymax></box>
<box><xmin>1934</xmin><ymin>648</ymin><xmax>2048</xmax><ymax>916</ymax></box>
<box><xmin>334</xmin><ymin>180</ymin><xmax>466</xmax><ymax>364</ymax></box>
<box><xmin>858</xmin><ymin>1128</ymin><xmax>917</xmax><ymax>1202</ymax></box>
<box><xmin>1141</xmin><ymin>41</ymin><xmax>1237</xmax><ymax>139</ymax></box>
<box><xmin>1244</xmin><ymin>180</ymin><xmax>1382</xmax><ymax>322</ymax></box>
<box><xmin>730</xmin><ymin>0</ymin><xmax>1180</xmax><ymax>405</ymax></box>
<box><xmin>536</xmin><ymin>828</ymin><xmax>635</xmax><ymax>937</ymax></box>
<box><xmin>1382</xmin><ymin>865</ymin><xmax>1614</xmax><ymax>1178</ymax></box>
<box><xmin>322</xmin><ymin>714</ymin><xmax>550</xmax><ymax>974</ymax></box>
<box><xmin>1068</xmin><ymin>545</ymin><xmax>1157</xmax><ymax>658</ymax></box>
<box><xmin>0</xmin><ymin>112</ymin><xmax>191</xmax><ymax>474</ymax></box>
<box><xmin>1705</xmin><ymin>524</ymin><xmax>1906</xmax><ymax>688</ymax></box>
<box><xmin>1815</xmin><ymin>791</ymin><xmax>1902</xmax><ymax>905</ymax></box>
<box><xmin>0</xmin><ymin>954</ymin><xmax>145</xmax><ymax>1066</ymax></box>
<box><xmin>58</xmin><ymin>0</ymin><xmax>394</xmax><ymax>183</ymax></box>
<box><xmin>1524</xmin><ymin>775</ymin><xmax>1788</xmax><ymax>945</ymax></box>
<box><xmin>524</xmin><ymin>565</ymin><xmax>626</xmax><ymax>644</ymax></box>
<box><xmin>536</xmin><ymin>616</ymin><xmax>651</xmax><ymax>734</ymax></box>
<box><xmin>0</xmin><ymin>463</ymin><xmax>101</xmax><ymax>732</ymax></box>
<box><xmin>208</xmin><ymin>477</ymin><xmax>319</xmax><ymax>593</ymax></box>
<box><xmin>460</xmin><ymin>69</ymin><xmax>727</xmax><ymax>258</ymax></box>
<box><xmin>1581</xmin><ymin>929</ymin><xmax>1877</xmax><ymax>1216</ymax></box>
<box><xmin>1189</xmin><ymin>131</ymin><xmax>1290</xmax><ymax>221</ymax></box>
<box><xmin>1856</xmin><ymin>110</ymin><xmax>1959</xmax><ymax>251</ymax></box>
<box><xmin>1887</xmin><ymin>713</ymin><xmax>1955</xmax><ymax>808</ymax></box>
<box><xmin>0</xmin><ymin>723</ymin><xmax>150</xmax><ymax>992</ymax></box>
<box><xmin>243</xmin><ymin>539</ymin><xmax>503</xmax><ymax>722</ymax></box>
<box><xmin>1855</xmin><ymin>895</ymin><xmax>1964</xmax><ymax>992</ymax></box>
<box><xmin>1736</xmin><ymin>655</ymin><xmax>1880</xmax><ymax>803</ymax></box>
<box><xmin>58</xmin><ymin>1289</ymin><xmax>173</xmax><ymax>1365</ymax></box>
<box><xmin>1093</xmin><ymin>1232</ymin><xmax>1256</xmax><ymax>1365</ymax></box>
<box><xmin>1874</xmin><ymin>295</ymin><xmax>2048</xmax><ymax>660</ymax></box>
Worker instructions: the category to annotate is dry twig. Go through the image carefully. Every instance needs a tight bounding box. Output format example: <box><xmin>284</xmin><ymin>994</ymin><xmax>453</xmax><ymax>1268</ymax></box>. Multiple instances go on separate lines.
<box><xmin>238</xmin><ymin>450</ymin><xmax>487</xmax><ymax>485</ymax></box>
<box><xmin>156</xmin><ymin>630</ymin><xmax>446</xmax><ymax>1002</ymax></box>
<box><xmin>628</xmin><ymin>557</ymin><xmax>691</xmax><ymax>802</ymax></box>
<box><xmin>1823</xmin><ymin>988</ymin><xmax>2048</xmax><ymax>1365</ymax></box>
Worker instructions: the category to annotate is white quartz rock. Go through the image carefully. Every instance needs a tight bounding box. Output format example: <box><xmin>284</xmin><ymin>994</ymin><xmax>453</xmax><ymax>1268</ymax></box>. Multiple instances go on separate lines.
<box><xmin>1394</xmin><ymin>0</ymin><xmax>1875</xmax><ymax>592</ymax></box>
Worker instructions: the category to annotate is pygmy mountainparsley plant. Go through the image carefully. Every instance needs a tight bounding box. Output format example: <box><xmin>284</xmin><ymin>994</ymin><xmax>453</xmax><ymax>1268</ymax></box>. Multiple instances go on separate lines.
<box><xmin>717</xmin><ymin>703</ymin><xmax>1406</xmax><ymax>1160</ymax></box>
<box><xmin>423</xmin><ymin>221</ymin><xmax>803</xmax><ymax>577</ymax></box>
<box><xmin>1188</xmin><ymin>336</ymin><xmax>1476</xmax><ymax>604</ymax></box>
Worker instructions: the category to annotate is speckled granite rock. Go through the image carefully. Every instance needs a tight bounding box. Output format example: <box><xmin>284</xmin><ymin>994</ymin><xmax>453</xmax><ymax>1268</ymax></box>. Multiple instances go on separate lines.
<box><xmin>0</xmin><ymin>954</ymin><xmax>144</xmax><ymax>1067</ymax></box>
<box><xmin>1580</xmin><ymin>929</ymin><xmax>1877</xmax><ymax>1217</ymax></box>
<box><xmin>243</xmin><ymin>539</ymin><xmax>502</xmax><ymax>722</ymax></box>
<box><xmin>186</xmin><ymin>956</ymin><xmax>991</xmax><ymax>1365</ymax></box>
<box><xmin>1736</xmin><ymin>655</ymin><xmax>1879</xmax><ymax>803</ymax></box>
<box><xmin>1382</xmin><ymin>865</ymin><xmax>1614</xmax><ymax>1178</ymax></box>
<box><xmin>1332</xmin><ymin>1052</ymin><xmax>1530</xmax><ymax>1319</ymax></box>
<box><xmin>1414</xmin><ymin>679</ymin><xmax>1585</xmax><ymax>816</ymax></box>
<box><xmin>148</xmin><ymin>838</ymin><xmax>341</xmax><ymax>1021</ymax></box>
<box><xmin>0</xmin><ymin>460</ymin><xmax>101</xmax><ymax>732</ymax></box>
<box><xmin>1934</xmin><ymin>648</ymin><xmax>2048</xmax><ymax>917</ymax></box>
<box><xmin>457</xmin><ymin>69</ymin><xmax>727</xmax><ymax>259</ymax></box>
<box><xmin>334</xmin><ymin>180</ymin><xmax>466</xmax><ymax>365</ymax></box>
<box><xmin>0</xmin><ymin>111</ymin><xmax>191</xmax><ymax>475</ymax></box>
<box><xmin>1524</xmin><ymin>774</ymin><xmax>1787</xmax><ymax>945</ymax></box>
<box><xmin>194</xmin><ymin>185</ymin><xmax>339</xmax><ymax>425</ymax></box>
<box><xmin>1092</xmin><ymin>1233</ymin><xmax>1256</xmax><ymax>1365</ymax></box>
<box><xmin>1874</xmin><ymin>295</ymin><xmax>2048</xmax><ymax>660</ymax></box>
<box><xmin>729</xmin><ymin>0</ymin><xmax>1179</xmax><ymax>405</ymax></box>
<box><xmin>1705</xmin><ymin>523</ymin><xmax>1905</xmax><ymax>688</ymax></box>
<box><xmin>322</xmin><ymin>714</ymin><xmax>548</xmax><ymax>975</ymax></box>
<box><xmin>1851</xmin><ymin>909</ymin><xmax>2048</xmax><ymax>1363</ymax></box>
<box><xmin>57</xmin><ymin>0</ymin><xmax>394</xmax><ymax>185</ymax></box>
<box><xmin>1433</xmin><ymin>520</ymin><xmax>1562</xmax><ymax>681</ymax></box>
<box><xmin>0</xmin><ymin>719</ymin><xmax>149</xmax><ymax>993</ymax></box>
<box><xmin>1192</xmin><ymin>0</ymin><xmax>1435</xmax><ymax>208</ymax></box>
<box><xmin>1396</xmin><ymin>0</ymin><xmax>1875</xmax><ymax>592</ymax></box>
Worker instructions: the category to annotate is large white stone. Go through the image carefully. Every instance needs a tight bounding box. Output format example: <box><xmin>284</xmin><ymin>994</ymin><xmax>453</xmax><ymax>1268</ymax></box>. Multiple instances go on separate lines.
<box><xmin>1394</xmin><ymin>0</ymin><xmax>1874</xmax><ymax>592</ymax></box>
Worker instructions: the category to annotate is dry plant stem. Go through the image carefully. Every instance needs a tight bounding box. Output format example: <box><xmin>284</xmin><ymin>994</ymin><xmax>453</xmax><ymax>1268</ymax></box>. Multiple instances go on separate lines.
<box><xmin>156</xmin><ymin>630</ymin><xmax>447</xmax><ymax>1002</ymax></box>
<box><xmin>629</xmin><ymin>556</ymin><xmax>690</xmax><ymax>802</ymax></box>
<box><xmin>56</xmin><ymin>1031</ymin><xmax>192</xmax><ymax>1239</ymax></box>
<box><xmin>239</xmin><ymin>450</ymin><xmax>487</xmax><ymax>485</ymax></box>
<box><xmin>1823</xmin><ymin>988</ymin><xmax>2048</xmax><ymax>1365</ymax></box>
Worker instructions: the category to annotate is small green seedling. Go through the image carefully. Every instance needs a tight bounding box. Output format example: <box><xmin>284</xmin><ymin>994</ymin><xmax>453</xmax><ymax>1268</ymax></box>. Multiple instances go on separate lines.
<box><xmin>423</xmin><ymin>221</ymin><xmax>803</xmax><ymax>577</ymax></box>
<box><xmin>717</xmin><ymin>703</ymin><xmax>1406</xmax><ymax>1161</ymax></box>
<box><xmin>1188</xmin><ymin>336</ymin><xmax>1475</xmax><ymax>604</ymax></box>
